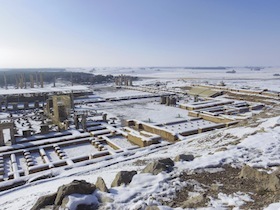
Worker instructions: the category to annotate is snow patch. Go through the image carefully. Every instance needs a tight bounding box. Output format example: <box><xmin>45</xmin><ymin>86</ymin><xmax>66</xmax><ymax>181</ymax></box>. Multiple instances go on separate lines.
<box><xmin>64</xmin><ymin>193</ymin><xmax>99</xmax><ymax>210</ymax></box>
<box><xmin>209</xmin><ymin>192</ymin><xmax>253</xmax><ymax>209</ymax></box>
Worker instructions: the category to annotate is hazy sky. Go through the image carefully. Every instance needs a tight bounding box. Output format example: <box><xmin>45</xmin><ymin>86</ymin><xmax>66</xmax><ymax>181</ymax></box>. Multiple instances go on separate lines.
<box><xmin>0</xmin><ymin>0</ymin><xmax>279</xmax><ymax>68</ymax></box>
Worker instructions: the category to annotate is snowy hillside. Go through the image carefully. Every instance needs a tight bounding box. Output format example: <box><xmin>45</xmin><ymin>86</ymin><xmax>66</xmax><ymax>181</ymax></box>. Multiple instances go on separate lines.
<box><xmin>0</xmin><ymin>114</ymin><xmax>279</xmax><ymax>209</ymax></box>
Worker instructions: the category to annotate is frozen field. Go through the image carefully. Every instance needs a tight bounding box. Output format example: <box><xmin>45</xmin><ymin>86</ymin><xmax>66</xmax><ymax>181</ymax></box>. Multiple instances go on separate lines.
<box><xmin>67</xmin><ymin>67</ymin><xmax>280</xmax><ymax>92</ymax></box>
<box><xmin>95</xmin><ymin>88</ymin><xmax>153</xmax><ymax>99</ymax></box>
<box><xmin>82</xmin><ymin>98</ymin><xmax>190</xmax><ymax>124</ymax></box>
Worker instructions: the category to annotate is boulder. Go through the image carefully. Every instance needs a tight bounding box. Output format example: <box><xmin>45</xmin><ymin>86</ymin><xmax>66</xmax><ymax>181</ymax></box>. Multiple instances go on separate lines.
<box><xmin>131</xmin><ymin>203</ymin><xmax>159</xmax><ymax>210</ymax></box>
<box><xmin>239</xmin><ymin>165</ymin><xmax>280</xmax><ymax>192</ymax></box>
<box><xmin>95</xmin><ymin>177</ymin><xmax>109</xmax><ymax>193</ymax></box>
<box><xmin>240</xmin><ymin>165</ymin><xmax>263</xmax><ymax>180</ymax></box>
<box><xmin>174</xmin><ymin>154</ymin><xmax>194</xmax><ymax>162</ymax></box>
<box><xmin>214</xmin><ymin>147</ymin><xmax>227</xmax><ymax>153</ymax></box>
<box><xmin>60</xmin><ymin>196</ymin><xmax>70</xmax><ymax>209</ymax></box>
<box><xmin>158</xmin><ymin>158</ymin><xmax>174</xmax><ymax>167</ymax></box>
<box><xmin>31</xmin><ymin>193</ymin><xmax>57</xmax><ymax>210</ymax></box>
<box><xmin>272</xmin><ymin>167</ymin><xmax>280</xmax><ymax>177</ymax></box>
<box><xmin>97</xmin><ymin>194</ymin><xmax>114</xmax><ymax>203</ymax></box>
<box><xmin>142</xmin><ymin>158</ymin><xmax>174</xmax><ymax>175</ymax></box>
<box><xmin>182</xmin><ymin>194</ymin><xmax>207</xmax><ymax>208</ymax></box>
<box><xmin>61</xmin><ymin>196</ymin><xmax>98</xmax><ymax>210</ymax></box>
<box><xmin>111</xmin><ymin>171</ymin><xmax>137</xmax><ymax>187</ymax></box>
<box><xmin>146</xmin><ymin>206</ymin><xmax>160</xmax><ymax>210</ymax></box>
<box><xmin>76</xmin><ymin>204</ymin><xmax>99</xmax><ymax>210</ymax></box>
<box><xmin>55</xmin><ymin>180</ymin><xmax>96</xmax><ymax>205</ymax></box>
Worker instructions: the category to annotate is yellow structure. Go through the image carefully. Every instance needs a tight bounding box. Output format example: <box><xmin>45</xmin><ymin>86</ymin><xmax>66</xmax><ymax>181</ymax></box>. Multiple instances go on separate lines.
<box><xmin>188</xmin><ymin>87</ymin><xmax>223</xmax><ymax>98</ymax></box>
<box><xmin>126</xmin><ymin>120</ymin><xmax>178</xmax><ymax>142</ymax></box>
<box><xmin>45</xmin><ymin>95</ymin><xmax>73</xmax><ymax>130</ymax></box>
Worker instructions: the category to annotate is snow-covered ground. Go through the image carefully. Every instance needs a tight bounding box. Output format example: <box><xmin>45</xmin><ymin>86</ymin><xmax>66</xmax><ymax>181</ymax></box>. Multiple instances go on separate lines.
<box><xmin>95</xmin><ymin>88</ymin><xmax>153</xmax><ymax>99</ymax></box>
<box><xmin>78</xmin><ymin>97</ymin><xmax>191</xmax><ymax>124</ymax></box>
<box><xmin>67</xmin><ymin>67</ymin><xmax>280</xmax><ymax>92</ymax></box>
<box><xmin>0</xmin><ymin>67</ymin><xmax>279</xmax><ymax>209</ymax></box>
<box><xmin>0</xmin><ymin>84</ymin><xmax>89</xmax><ymax>95</ymax></box>
<box><xmin>0</xmin><ymin>115</ymin><xmax>279</xmax><ymax>209</ymax></box>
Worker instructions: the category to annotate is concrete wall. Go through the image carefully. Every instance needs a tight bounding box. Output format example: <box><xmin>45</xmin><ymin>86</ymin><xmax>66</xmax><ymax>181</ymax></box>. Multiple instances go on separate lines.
<box><xmin>188</xmin><ymin>111</ymin><xmax>234</xmax><ymax>123</ymax></box>
<box><xmin>127</xmin><ymin>133</ymin><xmax>146</xmax><ymax>147</ymax></box>
<box><xmin>198</xmin><ymin>124</ymin><xmax>226</xmax><ymax>133</ymax></box>
<box><xmin>127</xmin><ymin>133</ymin><xmax>158</xmax><ymax>147</ymax></box>
<box><xmin>0</xmin><ymin>122</ymin><xmax>15</xmax><ymax>146</ymax></box>
<box><xmin>180</xmin><ymin>129</ymin><xmax>199</xmax><ymax>136</ymax></box>
<box><xmin>195</xmin><ymin>84</ymin><xmax>280</xmax><ymax>98</ymax></box>
<box><xmin>52</xmin><ymin>95</ymin><xmax>72</xmax><ymax>122</ymax></box>
<box><xmin>141</xmin><ymin>123</ymin><xmax>178</xmax><ymax>142</ymax></box>
<box><xmin>126</xmin><ymin>120</ymin><xmax>178</xmax><ymax>142</ymax></box>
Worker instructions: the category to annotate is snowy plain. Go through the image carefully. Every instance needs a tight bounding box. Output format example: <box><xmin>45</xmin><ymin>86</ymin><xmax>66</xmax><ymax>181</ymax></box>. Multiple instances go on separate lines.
<box><xmin>0</xmin><ymin>67</ymin><xmax>279</xmax><ymax>209</ymax></box>
<box><xmin>66</xmin><ymin>67</ymin><xmax>280</xmax><ymax>92</ymax></box>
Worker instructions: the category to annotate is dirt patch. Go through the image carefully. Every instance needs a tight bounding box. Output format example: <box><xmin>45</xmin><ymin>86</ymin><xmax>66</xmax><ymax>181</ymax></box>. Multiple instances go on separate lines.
<box><xmin>168</xmin><ymin>165</ymin><xmax>280</xmax><ymax>209</ymax></box>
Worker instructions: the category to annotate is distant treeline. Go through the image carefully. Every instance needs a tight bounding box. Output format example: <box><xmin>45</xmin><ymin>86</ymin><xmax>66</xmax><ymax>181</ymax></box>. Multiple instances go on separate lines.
<box><xmin>142</xmin><ymin>67</ymin><xmax>228</xmax><ymax>70</ymax></box>
<box><xmin>184</xmin><ymin>67</ymin><xmax>227</xmax><ymax>70</ymax></box>
<box><xmin>0</xmin><ymin>68</ymin><xmax>66</xmax><ymax>72</ymax></box>
<box><xmin>0</xmin><ymin>71</ymin><xmax>114</xmax><ymax>87</ymax></box>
